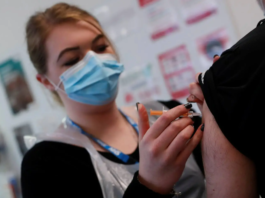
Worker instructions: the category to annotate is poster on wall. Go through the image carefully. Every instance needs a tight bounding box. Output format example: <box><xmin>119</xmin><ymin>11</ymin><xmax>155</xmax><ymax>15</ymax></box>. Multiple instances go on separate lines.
<box><xmin>93</xmin><ymin>4</ymin><xmax>139</xmax><ymax>42</ymax></box>
<box><xmin>0</xmin><ymin>58</ymin><xmax>34</xmax><ymax>115</ymax></box>
<box><xmin>138</xmin><ymin>0</ymin><xmax>180</xmax><ymax>40</ymax></box>
<box><xmin>0</xmin><ymin>132</ymin><xmax>6</xmax><ymax>164</ymax></box>
<box><xmin>158</xmin><ymin>45</ymin><xmax>196</xmax><ymax>99</ymax></box>
<box><xmin>179</xmin><ymin>0</ymin><xmax>217</xmax><ymax>25</ymax></box>
<box><xmin>13</xmin><ymin>124</ymin><xmax>33</xmax><ymax>155</ymax></box>
<box><xmin>119</xmin><ymin>64</ymin><xmax>161</xmax><ymax>105</ymax></box>
<box><xmin>197</xmin><ymin>28</ymin><xmax>230</xmax><ymax>69</ymax></box>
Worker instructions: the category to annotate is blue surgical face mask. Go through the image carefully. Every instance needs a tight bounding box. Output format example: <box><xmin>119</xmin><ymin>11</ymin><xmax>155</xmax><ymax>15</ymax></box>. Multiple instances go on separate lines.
<box><xmin>48</xmin><ymin>51</ymin><xmax>124</xmax><ymax>105</ymax></box>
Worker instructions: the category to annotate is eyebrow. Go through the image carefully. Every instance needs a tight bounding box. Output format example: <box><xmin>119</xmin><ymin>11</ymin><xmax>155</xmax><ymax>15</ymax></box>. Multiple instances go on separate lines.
<box><xmin>57</xmin><ymin>34</ymin><xmax>105</xmax><ymax>62</ymax></box>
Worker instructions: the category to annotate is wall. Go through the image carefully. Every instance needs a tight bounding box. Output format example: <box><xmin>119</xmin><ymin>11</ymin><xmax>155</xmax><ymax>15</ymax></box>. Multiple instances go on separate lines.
<box><xmin>0</xmin><ymin>0</ymin><xmax>263</xmax><ymax>57</ymax></box>
<box><xmin>0</xmin><ymin>0</ymin><xmax>263</xmax><ymax>175</ymax></box>
<box><xmin>0</xmin><ymin>0</ymin><xmax>104</xmax><ymax>56</ymax></box>
<box><xmin>225</xmin><ymin>0</ymin><xmax>264</xmax><ymax>38</ymax></box>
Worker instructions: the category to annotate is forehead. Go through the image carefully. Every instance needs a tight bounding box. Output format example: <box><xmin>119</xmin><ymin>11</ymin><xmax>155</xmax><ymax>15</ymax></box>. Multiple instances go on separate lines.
<box><xmin>45</xmin><ymin>20</ymin><xmax>102</xmax><ymax>58</ymax></box>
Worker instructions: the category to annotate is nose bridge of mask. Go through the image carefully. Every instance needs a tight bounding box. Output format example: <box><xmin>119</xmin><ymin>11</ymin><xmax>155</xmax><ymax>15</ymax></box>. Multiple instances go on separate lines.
<box><xmin>60</xmin><ymin>51</ymin><xmax>118</xmax><ymax>81</ymax></box>
<box><xmin>95</xmin><ymin>52</ymin><xmax>117</xmax><ymax>62</ymax></box>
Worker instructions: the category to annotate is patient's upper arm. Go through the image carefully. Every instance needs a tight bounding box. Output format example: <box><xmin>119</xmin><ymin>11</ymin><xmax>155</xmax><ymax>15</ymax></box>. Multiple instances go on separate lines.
<box><xmin>202</xmin><ymin>102</ymin><xmax>258</xmax><ymax>198</ymax></box>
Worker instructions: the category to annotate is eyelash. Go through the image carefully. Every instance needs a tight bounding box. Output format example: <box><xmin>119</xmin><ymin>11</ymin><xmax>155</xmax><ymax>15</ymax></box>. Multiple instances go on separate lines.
<box><xmin>64</xmin><ymin>57</ymin><xmax>80</xmax><ymax>66</ymax></box>
<box><xmin>63</xmin><ymin>44</ymin><xmax>109</xmax><ymax>66</ymax></box>
<box><xmin>95</xmin><ymin>44</ymin><xmax>109</xmax><ymax>53</ymax></box>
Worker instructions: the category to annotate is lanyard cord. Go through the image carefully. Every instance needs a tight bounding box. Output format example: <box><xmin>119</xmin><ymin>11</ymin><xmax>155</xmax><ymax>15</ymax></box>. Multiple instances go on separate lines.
<box><xmin>67</xmin><ymin>110</ymin><xmax>139</xmax><ymax>163</ymax></box>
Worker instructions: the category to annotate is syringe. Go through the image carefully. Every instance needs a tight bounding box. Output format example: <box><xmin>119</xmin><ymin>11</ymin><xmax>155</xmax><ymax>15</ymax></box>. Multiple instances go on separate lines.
<box><xmin>150</xmin><ymin>109</ymin><xmax>201</xmax><ymax>118</ymax></box>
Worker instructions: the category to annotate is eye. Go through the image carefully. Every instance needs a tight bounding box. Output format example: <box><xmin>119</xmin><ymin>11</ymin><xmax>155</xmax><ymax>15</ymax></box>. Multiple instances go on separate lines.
<box><xmin>64</xmin><ymin>57</ymin><xmax>80</xmax><ymax>66</ymax></box>
<box><xmin>94</xmin><ymin>44</ymin><xmax>109</xmax><ymax>53</ymax></box>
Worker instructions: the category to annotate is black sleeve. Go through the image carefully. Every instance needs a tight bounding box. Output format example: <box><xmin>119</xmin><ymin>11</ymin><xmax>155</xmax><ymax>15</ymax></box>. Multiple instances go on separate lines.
<box><xmin>124</xmin><ymin>172</ymin><xmax>173</xmax><ymax>198</ymax></box>
<box><xmin>21</xmin><ymin>141</ymin><xmax>104</xmax><ymax>198</ymax></box>
<box><xmin>158</xmin><ymin>100</ymin><xmax>204</xmax><ymax>176</ymax></box>
<box><xmin>21</xmin><ymin>141</ymin><xmax>174</xmax><ymax>198</ymax></box>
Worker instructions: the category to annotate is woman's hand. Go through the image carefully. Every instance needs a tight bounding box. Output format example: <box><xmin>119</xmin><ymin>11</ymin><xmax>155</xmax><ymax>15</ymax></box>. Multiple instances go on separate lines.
<box><xmin>187</xmin><ymin>55</ymin><xmax>220</xmax><ymax>111</ymax></box>
<box><xmin>187</xmin><ymin>73</ymin><xmax>204</xmax><ymax>112</ymax></box>
<box><xmin>137</xmin><ymin>103</ymin><xmax>203</xmax><ymax>194</ymax></box>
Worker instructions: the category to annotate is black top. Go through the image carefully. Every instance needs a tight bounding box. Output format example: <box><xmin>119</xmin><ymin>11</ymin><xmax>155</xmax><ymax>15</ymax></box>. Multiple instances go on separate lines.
<box><xmin>21</xmin><ymin>100</ymin><xmax>203</xmax><ymax>198</ymax></box>
<box><xmin>21</xmin><ymin>141</ymin><xmax>170</xmax><ymax>198</ymax></box>
<box><xmin>198</xmin><ymin>19</ymin><xmax>265</xmax><ymax>197</ymax></box>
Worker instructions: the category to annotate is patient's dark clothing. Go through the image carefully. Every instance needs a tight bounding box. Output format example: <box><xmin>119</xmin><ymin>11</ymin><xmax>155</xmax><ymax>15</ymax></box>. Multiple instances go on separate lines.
<box><xmin>199</xmin><ymin>19</ymin><xmax>265</xmax><ymax>197</ymax></box>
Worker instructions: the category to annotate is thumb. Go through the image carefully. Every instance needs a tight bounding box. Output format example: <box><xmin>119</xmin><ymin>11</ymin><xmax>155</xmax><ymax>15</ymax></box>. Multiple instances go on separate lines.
<box><xmin>136</xmin><ymin>103</ymin><xmax>150</xmax><ymax>141</ymax></box>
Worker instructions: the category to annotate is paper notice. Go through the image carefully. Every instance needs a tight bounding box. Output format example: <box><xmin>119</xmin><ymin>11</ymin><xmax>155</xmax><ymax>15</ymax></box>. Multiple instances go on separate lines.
<box><xmin>158</xmin><ymin>45</ymin><xmax>196</xmax><ymax>99</ymax></box>
<box><xmin>197</xmin><ymin>28</ymin><xmax>231</xmax><ymax>69</ymax></box>
<box><xmin>139</xmin><ymin>0</ymin><xmax>180</xmax><ymax>40</ymax></box>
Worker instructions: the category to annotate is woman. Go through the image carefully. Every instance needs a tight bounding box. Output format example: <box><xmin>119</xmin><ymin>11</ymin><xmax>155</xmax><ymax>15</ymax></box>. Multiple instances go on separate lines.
<box><xmin>21</xmin><ymin>3</ymin><xmax>204</xmax><ymax>198</ymax></box>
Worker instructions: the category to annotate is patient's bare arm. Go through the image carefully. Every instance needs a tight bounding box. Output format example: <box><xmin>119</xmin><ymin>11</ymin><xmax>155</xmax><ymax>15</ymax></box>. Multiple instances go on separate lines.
<box><xmin>202</xmin><ymin>102</ymin><xmax>258</xmax><ymax>198</ymax></box>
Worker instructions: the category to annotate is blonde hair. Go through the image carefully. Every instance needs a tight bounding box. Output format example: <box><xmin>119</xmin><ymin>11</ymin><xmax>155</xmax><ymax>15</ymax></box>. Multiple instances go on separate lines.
<box><xmin>26</xmin><ymin>3</ymin><xmax>116</xmax><ymax>104</ymax></box>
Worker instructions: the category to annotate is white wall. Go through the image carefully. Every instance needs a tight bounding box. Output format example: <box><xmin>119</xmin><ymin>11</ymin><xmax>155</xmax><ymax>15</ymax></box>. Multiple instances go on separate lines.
<box><xmin>0</xmin><ymin>0</ymin><xmax>104</xmax><ymax>56</ymax></box>
<box><xmin>0</xmin><ymin>0</ymin><xmax>264</xmax><ymax>175</ymax></box>
<box><xmin>225</xmin><ymin>0</ymin><xmax>264</xmax><ymax>38</ymax></box>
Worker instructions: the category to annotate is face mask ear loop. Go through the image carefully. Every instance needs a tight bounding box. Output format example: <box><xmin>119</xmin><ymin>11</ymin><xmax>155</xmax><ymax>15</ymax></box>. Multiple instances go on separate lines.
<box><xmin>44</xmin><ymin>75</ymin><xmax>66</xmax><ymax>94</ymax></box>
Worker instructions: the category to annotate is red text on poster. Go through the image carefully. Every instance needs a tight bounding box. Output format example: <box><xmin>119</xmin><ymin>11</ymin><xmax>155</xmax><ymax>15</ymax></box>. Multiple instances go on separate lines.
<box><xmin>180</xmin><ymin>0</ymin><xmax>217</xmax><ymax>25</ymax></box>
<box><xmin>139</xmin><ymin>0</ymin><xmax>179</xmax><ymax>40</ymax></box>
<box><xmin>139</xmin><ymin>0</ymin><xmax>159</xmax><ymax>7</ymax></box>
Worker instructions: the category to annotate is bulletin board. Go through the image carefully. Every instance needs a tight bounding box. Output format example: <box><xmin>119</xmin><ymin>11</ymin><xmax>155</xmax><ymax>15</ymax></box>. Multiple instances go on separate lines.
<box><xmin>91</xmin><ymin>0</ymin><xmax>238</xmax><ymax>107</ymax></box>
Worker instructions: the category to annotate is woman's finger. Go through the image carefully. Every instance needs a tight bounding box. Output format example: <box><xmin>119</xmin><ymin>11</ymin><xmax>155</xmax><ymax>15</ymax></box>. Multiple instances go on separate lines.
<box><xmin>156</xmin><ymin>118</ymin><xmax>193</xmax><ymax>150</ymax></box>
<box><xmin>187</xmin><ymin>94</ymin><xmax>201</xmax><ymax>103</ymax></box>
<box><xmin>137</xmin><ymin>103</ymin><xmax>150</xmax><ymax>141</ymax></box>
<box><xmin>146</xmin><ymin>104</ymin><xmax>192</xmax><ymax>139</ymax></box>
<box><xmin>213</xmin><ymin>55</ymin><xmax>220</xmax><ymax>63</ymax></box>
<box><xmin>176</xmin><ymin>125</ymin><xmax>203</xmax><ymax>163</ymax></box>
<box><xmin>166</xmin><ymin>125</ymin><xmax>195</xmax><ymax>158</ymax></box>
<box><xmin>189</xmin><ymin>82</ymin><xmax>204</xmax><ymax>102</ymax></box>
